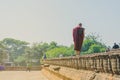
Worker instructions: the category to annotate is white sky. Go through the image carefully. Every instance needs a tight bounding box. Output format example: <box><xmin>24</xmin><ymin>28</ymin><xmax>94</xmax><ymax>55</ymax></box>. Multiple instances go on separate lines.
<box><xmin>0</xmin><ymin>0</ymin><xmax>120</xmax><ymax>47</ymax></box>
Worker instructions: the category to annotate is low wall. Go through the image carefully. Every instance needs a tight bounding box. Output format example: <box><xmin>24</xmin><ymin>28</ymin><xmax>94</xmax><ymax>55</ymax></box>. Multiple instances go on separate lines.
<box><xmin>4</xmin><ymin>66</ymin><xmax>42</xmax><ymax>71</ymax></box>
<box><xmin>42</xmin><ymin>49</ymin><xmax>120</xmax><ymax>80</ymax></box>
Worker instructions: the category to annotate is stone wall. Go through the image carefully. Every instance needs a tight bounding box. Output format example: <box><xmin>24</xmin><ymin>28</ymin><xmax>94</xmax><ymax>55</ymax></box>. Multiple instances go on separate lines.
<box><xmin>4</xmin><ymin>66</ymin><xmax>41</xmax><ymax>71</ymax></box>
<box><xmin>42</xmin><ymin>65</ymin><xmax>120</xmax><ymax>80</ymax></box>
<box><xmin>42</xmin><ymin>49</ymin><xmax>120</xmax><ymax>80</ymax></box>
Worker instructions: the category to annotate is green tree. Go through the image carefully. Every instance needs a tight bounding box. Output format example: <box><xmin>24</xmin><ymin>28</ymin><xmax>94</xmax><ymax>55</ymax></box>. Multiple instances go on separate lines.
<box><xmin>87</xmin><ymin>44</ymin><xmax>106</xmax><ymax>53</ymax></box>
<box><xmin>81</xmin><ymin>33</ymin><xmax>107</xmax><ymax>54</ymax></box>
<box><xmin>0</xmin><ymin>49</ymin><xmax>8</xmax><ymax>63</ymax></box>
<box><xmin>1</xmin><ymin>38</ymin><xmax>29</xmax><ymax>62</ymax></box>
<box><xmin>0</xmin><ymin>42</ymin><xmax>8</xmax><ymax>63</ymax></box>
<box><xmin>30</xmin><ymin>42</ymin><xmax>50</xmax><ymax>65</ymax></box>
<box><xmin>46</xmin><ymin>46</ymin><xmax>73</xmax><ymax>58</ymax></box>
<box><xmin>14</xmin><ymin>55</ymin><xmax>26</xmax><ymax>66</ymax></box>
<box><xmin>48</xmin><ymin>41</ymin><xmax>58</xmax><ymax>50</ymax></box>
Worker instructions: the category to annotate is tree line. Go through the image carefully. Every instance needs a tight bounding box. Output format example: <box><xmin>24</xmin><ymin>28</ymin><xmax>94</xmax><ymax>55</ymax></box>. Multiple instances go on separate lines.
<box><xmin>0</xmin><ymin>34</ymin><xmax>107</xmax><ymax>66</ymax></box>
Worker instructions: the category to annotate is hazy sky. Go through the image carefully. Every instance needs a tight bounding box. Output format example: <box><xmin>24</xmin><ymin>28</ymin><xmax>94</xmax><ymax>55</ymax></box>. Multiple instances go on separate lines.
<box><xmin>0</xmin><ymin>0</ymin><xmax>120</xmax><ymax>47</ymax></box>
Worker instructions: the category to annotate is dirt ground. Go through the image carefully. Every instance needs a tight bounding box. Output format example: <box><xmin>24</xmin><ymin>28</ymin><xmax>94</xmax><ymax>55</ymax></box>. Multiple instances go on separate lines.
<box><xmin>0</xmin><ymin>71</ymin><xmax>49</xmax><ymax>80</ymax></box>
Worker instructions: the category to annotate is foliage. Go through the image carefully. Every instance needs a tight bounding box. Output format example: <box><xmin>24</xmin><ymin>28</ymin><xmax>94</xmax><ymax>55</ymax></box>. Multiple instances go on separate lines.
<box><xmin>87</xmin><ymin>44</ymin><xmax>106</xmax><ymax>53</ymax></box>
<box><xmin>81</xmin><ymin>33</ymin><xmax>107</xmax><ymax>54</ymax></box>
<box><xmin>0</xmin><ymin>33</ymin><xmax>107</xmax><ymax>65</ymax></box>
<box><xmin>0</xmin><ymin>49</ymin><xmax>8</xmax><ymax>63</ymax></box>
<box><xmin>1</xmin><ymin>38</ymin><xmax>29</xmax><ymax>62</ymax></box>
<box><xmin>0</xmin><ymin>42</ymin><xmax>8</xmax><ymax>63</ymax></box>
<box><xmin>46</xmin><ymin>46</ymin><xmax>73</xmax><ymax>58</ymax></box>
<box><xmin>14</xmin><ymin>55</ymin><xmax>26</xmax><ymax>66</ymax></box>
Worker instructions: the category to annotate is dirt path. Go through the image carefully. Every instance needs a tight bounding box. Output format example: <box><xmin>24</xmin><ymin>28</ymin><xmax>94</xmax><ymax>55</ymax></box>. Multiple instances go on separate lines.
<box><xmin>0</xmin><ymin>71</ymin><xmax>49</xmax><ymax>80</ymax></box>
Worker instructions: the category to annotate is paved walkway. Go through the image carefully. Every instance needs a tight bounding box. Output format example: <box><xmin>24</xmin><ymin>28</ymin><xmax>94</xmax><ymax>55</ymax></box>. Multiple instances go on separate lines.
<box><xmin>0</xmin><ymin>71</ymin><xmax>49</xmax><ymax>80</ymax></box>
